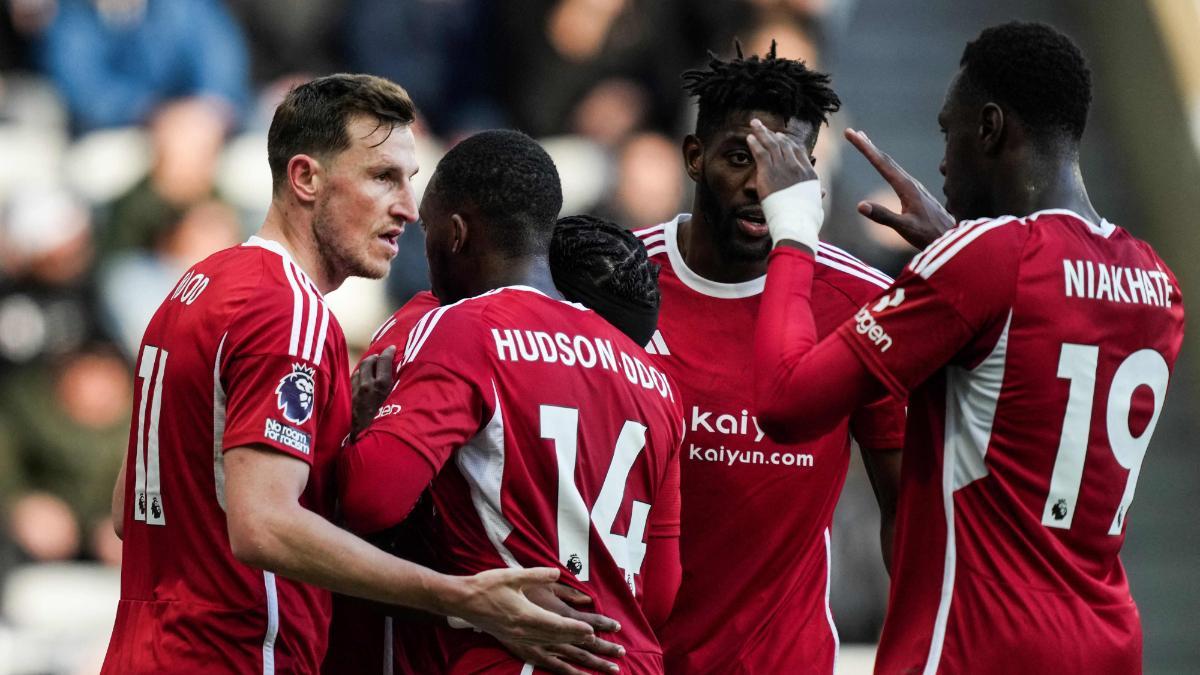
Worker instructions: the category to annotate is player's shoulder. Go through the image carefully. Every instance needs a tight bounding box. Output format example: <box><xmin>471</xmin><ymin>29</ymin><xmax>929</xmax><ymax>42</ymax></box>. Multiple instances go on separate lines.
<box><xmin>366</xmin><ymin>291</ymin><xmax>440</xmax><ymax>356</ymax></box>
<box><xmin>906</xmin><ymin>214</ymin><xmax>1029</xmax><ymax>280</ymax></box>
<box><xmin>222</xmin><ymin>238</ymin><xmax>341</xmax><ymax>365</ymax></box>
<box><xmin>400</xmin><ymin>286</ymin><xmax>536</xmax><ymax>366</ymax></box>
<box><xmin>632</xmin><ymin>217</ymin><xmax>679</xmax><ymax>264</ymax></box>
<box><xmin>813</xmin><ymin>242</ymin><xmax>894</xmax><ymax>302</ymax></box>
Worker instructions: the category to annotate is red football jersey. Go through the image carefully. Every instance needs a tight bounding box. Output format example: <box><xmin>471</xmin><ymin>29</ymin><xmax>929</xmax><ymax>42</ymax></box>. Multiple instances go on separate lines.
<box><xmin>102</xmin><ymin>237</ymin><xmax>350</xmax><ymax>675</ymax></box>
<box><xmin>348</xmin><ymin>286</ymin><xmax>684</xmax><ymax>674</ymax></box>
<box><xmin>835</xmin><ymin>210</ymin><xmax>1184</xmax><ymax>674</ymax></box>
<box><xmin>633</xmin><ymin>216</ymin><xmax>906</xmax><ymax>674</ymax></box>
<box><xmin>324</xmin><ymin>290</ymin><xmax>443</xmax><ymax>675</ymax></box>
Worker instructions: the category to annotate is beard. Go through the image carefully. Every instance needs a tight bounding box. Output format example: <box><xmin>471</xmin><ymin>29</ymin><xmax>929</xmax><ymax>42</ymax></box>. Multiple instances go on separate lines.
<box><xmin>697</xmin><ymin>174</ymin><xmax>771</xmax><ymax>263</ymax></box>
<box><xmin>311</xmin><ymin>197</ymin><xmax>389</xmax><ymax>282</ymax></box>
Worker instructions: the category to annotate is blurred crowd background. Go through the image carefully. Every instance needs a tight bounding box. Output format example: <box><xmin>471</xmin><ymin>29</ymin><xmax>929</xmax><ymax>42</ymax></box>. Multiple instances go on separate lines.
<box><xmin>0</xmin><ymin>0</ymin><xmax>1196</xmax><ymax>673</ymax></box>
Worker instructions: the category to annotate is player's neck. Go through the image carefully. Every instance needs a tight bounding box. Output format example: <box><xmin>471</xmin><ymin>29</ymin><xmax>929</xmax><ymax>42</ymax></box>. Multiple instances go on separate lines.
<box><xmin>465</xmin><ymin>254</ymin><xmax>561</xmax><ymax>301</ymax></box>
<box><xmin>1000</xmin><ymin>157</ymin><xmax>1100</xmax><ymax>225</ymax></box>
<box><xmin>679</xmin><ymin>211</ymin><xmax>767</xmax><ymax>284</ymax></box>
<box><xmin>257</xmin><ymin>204</ymin><xmax>342</xmax><ymax>294</ymax></box>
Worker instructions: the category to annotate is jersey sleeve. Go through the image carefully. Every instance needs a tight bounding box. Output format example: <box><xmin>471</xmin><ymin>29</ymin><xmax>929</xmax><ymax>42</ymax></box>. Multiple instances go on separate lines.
<box><xmin>849</xmin><ymin>393</ymin><xmax>907</xmax><ymax>450</ymax></box>
<box><xmin>339</xmin><ymin>304</ymin><xmax>495</xmax><ymax>532</ymax></box>
<box><xmin>836</xmin><ymin>218</ymin><xmax>1026</xmax><ymax>399</ymax></box>
<box><xmin>220</xmin><ymin>284</ymin><xmax>336</xmax><ymax>464</ymax></box>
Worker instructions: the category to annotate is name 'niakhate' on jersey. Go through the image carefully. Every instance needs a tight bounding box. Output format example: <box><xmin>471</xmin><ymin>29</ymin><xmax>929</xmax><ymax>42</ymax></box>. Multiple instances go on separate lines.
<box><xmin>103</xmin><ymin>237</ymin><xmax>350</xmax><ymax>674</ymax></box>
<box><xmin>766</xmin><ymin>209</ymin><xmax>1183</xmax><ymax>674</ymax></box>
<box><xmin>337</xmin><ymin>286</ymin><xmax>685</xmax><ymax>675</ymax></box>
<box><xmin>634</xmin><ymin>215</ymin><xmax>906</xmax><ymax>675</ymax></box>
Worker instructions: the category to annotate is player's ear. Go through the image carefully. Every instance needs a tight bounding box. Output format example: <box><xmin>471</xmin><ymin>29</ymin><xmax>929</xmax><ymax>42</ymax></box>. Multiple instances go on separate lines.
<box><xmin>286</xmin><ymin>154</ymin><xmax>322</xmax><ymax>204</ymax></box>
<box><xmin>683</xmin><ymin>134</ymin><xmax>704</xmax><ymax>182</ymax></box>
<box><xmin>979</xmin><ymin>103</ymin><xmax>1004</xmax><ymax>155</ymax></box>
<box><xmin>449</xmin><ymin>213</ymin><xmax>468</xmax><ymax>254</ymax></box>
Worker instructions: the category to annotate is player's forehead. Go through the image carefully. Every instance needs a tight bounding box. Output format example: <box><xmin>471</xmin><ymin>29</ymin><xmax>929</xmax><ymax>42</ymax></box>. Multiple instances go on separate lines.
<box><xmin>712</xmin><ymin>109</ymin><xmax>814</xmax><ymax>147</ymax></box>
<box><xmin>341</xmin><ymin>115</ymin><xmax>419</xmax><ymax>172</ymax></box>
<box><xmin>940</xmin><ymin>69</ymin><xmax>971</xmax><ymax>124</ymax></box>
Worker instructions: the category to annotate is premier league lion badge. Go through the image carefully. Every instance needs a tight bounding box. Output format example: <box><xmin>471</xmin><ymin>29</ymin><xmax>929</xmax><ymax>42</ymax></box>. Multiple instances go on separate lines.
<box><xmin>275</xmin><ymin>363</ymin><xmax>316</xmax><ymax>425</ymax></box>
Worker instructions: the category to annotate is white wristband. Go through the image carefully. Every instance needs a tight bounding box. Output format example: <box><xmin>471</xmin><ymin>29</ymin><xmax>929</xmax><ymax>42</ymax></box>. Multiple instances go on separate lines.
<box><xmin>762</xmin><ymin>180</ymin><xmax>824</xmax><ymax>251</ymax></box>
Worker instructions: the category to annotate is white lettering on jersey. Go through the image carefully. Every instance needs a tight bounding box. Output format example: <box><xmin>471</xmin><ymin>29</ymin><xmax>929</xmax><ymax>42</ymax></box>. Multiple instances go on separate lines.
<box><xmin>690</xmin><ymin>406</ymin><xmax>766</xmax><ymax>442</ymax></box>
<box><xmin>854</xmin><ymin>306</ymin><xmax>894</xmax><ymax>352</ymax></box>
<box><xmin>491</xmin><ymin>328</ymin><xmax>673</xmax><ymax>401</ymax></box>
<box><xmin>1062</xmin><ymin>259</ymin><xmax>1172</xmax><ymax>308</ymax></box>
<box><xmin>169</xmin><ymin>270</ymin><xmax>211</xmax><ymax>305</ymax></box>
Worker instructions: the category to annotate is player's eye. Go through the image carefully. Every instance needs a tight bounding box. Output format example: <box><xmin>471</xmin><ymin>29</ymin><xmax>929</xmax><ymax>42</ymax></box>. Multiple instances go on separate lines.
<box><xmin>727</xmin><ymin>151</ymin><xmax>752</xmax><ymax>166</ymax></box>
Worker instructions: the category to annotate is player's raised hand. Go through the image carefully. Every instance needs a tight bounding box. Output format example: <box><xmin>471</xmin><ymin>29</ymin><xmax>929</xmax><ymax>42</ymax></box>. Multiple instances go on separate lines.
<box><xmin>844</xmin><ymin>128</ymin><xmax>955</xmax><ymax>249</ymax></box>
<box><xmin>746</xmin><ymin>118</ymin><xmax>818</xmax><ymax>200</ymax></box>
<box><xmin>446</xmin><ymin>567</ymin><xmax>599</xmax><ymax>647</ymax></box>
<box><xmin>349</xmin><ymin>345</ymin><xmax>396</xmax><ymax>439</ymax></box>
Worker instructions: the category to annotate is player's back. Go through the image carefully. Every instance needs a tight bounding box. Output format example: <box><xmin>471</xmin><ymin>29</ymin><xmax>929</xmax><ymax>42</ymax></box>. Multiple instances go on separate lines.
<box><xmin>399</xmin><ymin>287</ymin><xmax>683</xmax><ymax>674</ymax></box>
<box><xmin>104</xmin><ymin>238</ymin><xmax>348</xmax><ymax>674</ymax></box>
<box><xmin>876</xmin><ymin>211</ymin><xmax>1184</xmax><ymax>673</ymax></box>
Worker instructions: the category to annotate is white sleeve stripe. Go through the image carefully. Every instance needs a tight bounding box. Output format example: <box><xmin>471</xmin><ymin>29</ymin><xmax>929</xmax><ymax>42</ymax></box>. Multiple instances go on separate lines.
<box><xmin>405</xmin><ymin>302</ymin><xmax>458</xmax><ymax>365</ymax></box>
<box><xmin>312</xmin><ymin>282</ymin><xmax>330</xmax><ymax>366</ymax></box>
<box><xmin>403</xmin><ymin>288</ymin><xmax>509</xmax><ymax>365</ymax></box>
<box><xmin>916</xmin><ymin>218</ymin><xmax>1017</xmax><ymax>279</ymax></box>
<box><xmin>639</xmin><ymin>233</ymin><xmax>666</xmax><ymax>248</ymax></box>
<box><xmin>632</xmin><ymin>224</ymin><xmax>666</xmax><ymax>238</ymax></box>
<box><xmin>910</xmin><ymin>222</ymin><xmax>978</xmax><ymax>272</ymax></box>
<box><xmin>645</xmin><ymin>245</ymin><xmax>667</xmax><ymax>258</ymax></box>
<box><xmin>816</xmin><ymin>245</ymin><xmax>894</xmax><ymax>285</ymax></box>
<box><xmin>371</xmin><ymin>317</ymin><xmax>397</xmax><ymax>344</ymax></box>
<box><xmin>403</xmin><ymin>310</ymin><xmax>435</xmax><ymax>364</ymax></box>
<box><xmin>816</xmin><ymin>256</ymin><xmax>892</xmax><ymax>289</ymax></box>
<box><xmin>280</xmin><ymin>259</ymin><xmax>305</xmax><ymax>357</ymax></box>
<box><xmin>296</xmin><ymin>264</ymin><xmax>321</xmax><ymax>361</ymax></box>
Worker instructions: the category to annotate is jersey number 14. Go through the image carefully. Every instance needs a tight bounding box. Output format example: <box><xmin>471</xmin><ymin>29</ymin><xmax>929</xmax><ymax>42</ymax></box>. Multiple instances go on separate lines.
<box><xmin>541</xmin><ymin>405</ymin><xmax>650</xmax><ymax>594</ymax></box>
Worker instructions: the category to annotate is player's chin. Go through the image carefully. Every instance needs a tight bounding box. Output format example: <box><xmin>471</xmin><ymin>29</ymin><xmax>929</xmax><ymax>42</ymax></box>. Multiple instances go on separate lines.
<box><xmin>727</xmin><ymin>233</ymin><xmax>772</xmax><ymax>261</ymax></box>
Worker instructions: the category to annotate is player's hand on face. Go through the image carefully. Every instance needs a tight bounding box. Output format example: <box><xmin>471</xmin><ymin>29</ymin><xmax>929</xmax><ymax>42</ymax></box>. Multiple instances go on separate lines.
<box><xmin>497</xmin><ymin>583</ymin><xmax>624</xmax><ymax>674</ymax></box>
<box><xmin>448</xmin><ymin>567</ymin><xmax>599</xmax><ymax>647</ymax></box>
<box><xmin>350</xmin><ymin>345</ymin><xmax>396</xmax><ymax>439</ymax></box>
<box><xmin>845</xmin><ymin>128</ymin><xmax>955</xmax><ymax>249</ymax></box>
<box><xmin>746</xmin><ymin>118</ymin><xmax>818</xmax><ymax>200</ymax></box>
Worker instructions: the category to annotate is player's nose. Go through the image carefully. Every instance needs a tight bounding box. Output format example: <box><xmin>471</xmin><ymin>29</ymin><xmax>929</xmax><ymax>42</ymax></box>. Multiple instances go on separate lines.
<box><xmin>391</xmin><ymin>185</ymin><xmax>419</xmax><ymax>224</ymax></box>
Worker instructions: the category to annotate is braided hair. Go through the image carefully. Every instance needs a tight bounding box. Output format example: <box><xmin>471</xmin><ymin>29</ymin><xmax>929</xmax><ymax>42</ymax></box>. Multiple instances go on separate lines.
<box><xmin>551</xmin><ymin>215</ymin><xmax>660</xmax><ymax>344</ymax></box>
<box><xmin>683</xmin><ymin>40</ymin><xmax>841</xmax><ymax>142</ymax></box>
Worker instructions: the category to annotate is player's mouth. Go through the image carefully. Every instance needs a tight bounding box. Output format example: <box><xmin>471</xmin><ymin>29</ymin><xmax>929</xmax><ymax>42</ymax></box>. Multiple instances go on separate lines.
<box><xmin>735</xmin><ymin>208</ymin><xmax>768</xmax><ymax>238</ymax></box>
<box><xmin>378</xmin><ymin>227</ymin><xmax>402</xmax><ymax>256</ymax></box>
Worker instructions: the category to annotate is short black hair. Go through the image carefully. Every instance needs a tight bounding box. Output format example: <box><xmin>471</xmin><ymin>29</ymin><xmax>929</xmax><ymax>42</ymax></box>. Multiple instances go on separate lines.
<box><xmin>427</xmin><ymin>129</ymin><xmax>562</xmax><ymax>256</ymax></box>
<box><xmin>551</xmin><ymin>215</ymin><xmax>660</xmax><ymax>312</ymax></box>
<box><xmin>268</xmin><ymin>73</ymin><xmax>416</xmax><ymax>193</ymax></box>
<box><xmin>683</xmin><ymin>41</ymin><xmax>841</xmax><ymax>142</ymax></box>
<box><xmin>959</xmin><ymin>21</ymin><xmax>1092</xmax><ymax>143</ymax></box>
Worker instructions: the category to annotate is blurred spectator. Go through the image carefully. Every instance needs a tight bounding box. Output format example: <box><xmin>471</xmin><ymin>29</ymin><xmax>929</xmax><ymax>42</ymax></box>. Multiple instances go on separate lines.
<box><xmin>343</xmin><ymin>0</ymin><xmax>503</xmax><ymax>139</ymax></box>
<box><xmin>0</xmin><ymin>346</ymin><xmax>130</xmax><ymax>567</ymax></box>
<box><xmin>0</xmin><ymin>186</ymin><xmax>126</xmax><ymax>570</ymax></box>
<box><xmin>497</xmin><ymin>0</ymin><xmax>691</xmax><ymax>142</ymax></box>
<box><xmin>599</xmin><ymin>131</ymin><xmax>685</xmax><ymax>228</ymax></box>
<box><xmin>98</xmin><ymin>97</ymin><xmax>232</xmax><ymax>257</ymax></box>
<box><xmin>99</xmin><ymin>198</ymin><xmax>240</xmax><ymax>357</ymax></box>
<box><xmin>0</xmin><ymin>185</ymin><xmax>99</xmax><ymax>364</ymax></box>
<box><xmin>35</xmin><ymin>0</ymin><xmax>250</xmax><ymax>133</ymax></box>
<box><xmin>224</xmin><ymin>0</ymin><xmax>345</xmax><ymax>89</ymax></box>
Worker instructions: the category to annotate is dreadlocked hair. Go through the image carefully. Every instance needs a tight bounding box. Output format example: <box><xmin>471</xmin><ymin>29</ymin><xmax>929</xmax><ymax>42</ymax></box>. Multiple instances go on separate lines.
<box><xmin>551</xmin><ymin>215</ymin><xmax>661</xmax><ymax>311</ymax></box>
<box><xmin>683</xmin><ymin>40</ymin><xmax>841</xmax><ymax>141</ymax></box>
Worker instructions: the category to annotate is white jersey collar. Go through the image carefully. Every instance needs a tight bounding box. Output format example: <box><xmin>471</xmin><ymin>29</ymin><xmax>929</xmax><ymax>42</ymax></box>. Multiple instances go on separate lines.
<box><xmin>662</xmin><ymin>213</ymin><xmax>766</xmax><ymax>299</ymax></box>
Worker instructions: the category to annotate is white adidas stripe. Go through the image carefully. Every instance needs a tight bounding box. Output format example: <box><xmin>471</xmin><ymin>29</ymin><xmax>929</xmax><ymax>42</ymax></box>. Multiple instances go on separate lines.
<box><xmin>281</xmin><ymin>259</ymin><xmax>305</xmax><ymax>357</ymax></box>
<box><xmin>404</xmin><ymin>288</ymin><xmax>509</xmax><ymax>365</ymax></box>
<box><xmin>910</xmin><ymin>221</ymin><xmax>980</xmax><ymax>272</ymax></box>
<box><xmin>632</xmin><ymin>224</ymin><xmax>666</xmax><ymax>239</ymax></box>
<box><xmin>370</xmin><ymin>317</ymin><xmax>398</xmax><ymax>346</ymax></box>
<box><xmin>310</xmin><ymin>279</ymin><xmax>330</xmax><ymax>366</ymax></box>
<box><xmin>817</xmin><ymin>244</ymin><xmax>894</xmax><ymax>286</ymax></box>
<box><xmin>296</xmin><ymin>264</ymin><xmax>322</xmax><ymax>361</ymax></box>
<box><xmin>645</xmin><ymin>245</ymin><xmax>667</xmax><ymax>258</ymax></box>
<box><xmin>816</xmin><ymin>256</ymin><xmax>891</xmax><ymax>289</ymax></box>
<box><xmin>915</xmin><ymin>217</ymin><xmax>1018</xmax><ymax>279</ymax></box>
<box><xmin>640</xmin><ymin>232</ymin><xmax>667</xmax><ymax>248</ymax></box>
